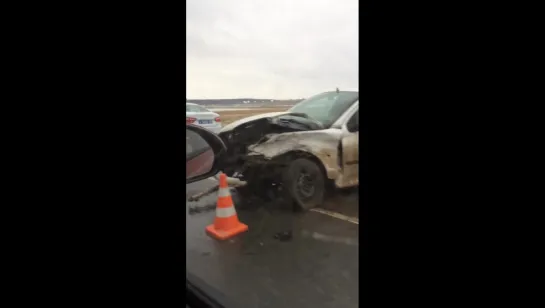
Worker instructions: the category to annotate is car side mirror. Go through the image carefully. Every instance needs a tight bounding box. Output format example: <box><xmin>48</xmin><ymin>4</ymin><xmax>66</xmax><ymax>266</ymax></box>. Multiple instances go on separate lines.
<box><xmin>346</xmin><ymin>110</ymin><xmax>359</xmax><ymax>132</ymax></box>
<box><xmin>186</xmin><ymin>125</ymin><xmax>227</xmax><ymax>184</ymax></box>
<box><xmin>347</xmin><ymin>122</ymin><xmax>358</xmax><ymax>132</ymax></box>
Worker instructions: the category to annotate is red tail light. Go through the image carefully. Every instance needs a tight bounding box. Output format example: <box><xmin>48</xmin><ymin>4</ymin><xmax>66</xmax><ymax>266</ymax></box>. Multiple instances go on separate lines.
<box><xmin>215</xmin><ymin>117</ymin><xmax>221</xmax><ymax>122</ymax></box>
<box><xmin>186</xmin><ymin>117</ymin><xmax>197</xmax><ymax>124</ymax></box>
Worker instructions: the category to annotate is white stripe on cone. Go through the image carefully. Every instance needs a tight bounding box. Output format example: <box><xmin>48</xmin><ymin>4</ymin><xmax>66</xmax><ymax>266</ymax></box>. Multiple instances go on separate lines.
<box><xmin>218</xmin><ymin>187</ymin><xmax>231</xmax><ymax>197</ymax></box>
<box><xmin>216</xmin><ymin>206</ymin><xmax>236</xmax><ymax>218</ymax></box>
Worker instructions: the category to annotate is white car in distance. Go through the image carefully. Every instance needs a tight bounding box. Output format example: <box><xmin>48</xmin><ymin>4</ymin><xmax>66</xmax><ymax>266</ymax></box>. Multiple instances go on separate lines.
<box><xmin>186</xmin><ymin>102</ymin><xmax>222</xmax><ymax>134</ymax></box>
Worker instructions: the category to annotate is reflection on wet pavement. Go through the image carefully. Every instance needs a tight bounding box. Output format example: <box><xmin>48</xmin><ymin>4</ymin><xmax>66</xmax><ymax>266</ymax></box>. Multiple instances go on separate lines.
<box><xmin>186</xmin><ymin>179</ymin><xmax>359</xmax><ymax>308</ymax></box>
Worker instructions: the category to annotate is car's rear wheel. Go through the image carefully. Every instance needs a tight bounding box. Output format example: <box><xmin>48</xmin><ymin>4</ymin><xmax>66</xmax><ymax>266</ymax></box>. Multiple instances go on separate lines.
<box><xmin>282</xmin><ymin>158</ymin><xmax>325</xmax><ymax>211</ymax></box>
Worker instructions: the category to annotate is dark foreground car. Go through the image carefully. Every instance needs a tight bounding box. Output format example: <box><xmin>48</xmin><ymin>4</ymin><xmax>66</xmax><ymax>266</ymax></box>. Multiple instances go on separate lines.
<box><xmin>186</xmin><ymin>129</ymin><xmax>215</xmax><ymax>178</ymax></box>
<box><xmin>186</xmin><ymin>124</ymin><xmax>234</xmax><ymax>308</ymax></box>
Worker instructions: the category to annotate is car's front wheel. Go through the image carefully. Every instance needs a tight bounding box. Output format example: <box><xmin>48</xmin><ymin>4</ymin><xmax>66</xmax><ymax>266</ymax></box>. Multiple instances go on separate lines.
<box><xmin>282</xmin><ymin>158</ymin><xmax>325</xmax><ymax>211</ymax></box>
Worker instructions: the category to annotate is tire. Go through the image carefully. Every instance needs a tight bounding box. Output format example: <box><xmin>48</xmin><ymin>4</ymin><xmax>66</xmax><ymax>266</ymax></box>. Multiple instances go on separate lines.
<box><xmin>282</xmin><ymin>158</ymin><xmax>325</xmax><ymax>211</ymax></box>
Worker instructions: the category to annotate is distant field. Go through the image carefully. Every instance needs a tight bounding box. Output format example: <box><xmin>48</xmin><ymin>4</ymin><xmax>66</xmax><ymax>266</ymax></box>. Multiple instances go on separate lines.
<box><xmin>216</xmin><ymin>106</ymin><xmax>290</xmax><ymax>126</ymax></box>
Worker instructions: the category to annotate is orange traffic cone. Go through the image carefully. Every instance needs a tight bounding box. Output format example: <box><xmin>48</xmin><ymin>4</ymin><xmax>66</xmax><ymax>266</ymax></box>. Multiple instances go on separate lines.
<box><xmin>206</xmin><ymin>173</ymin><xmax>248</xmax><ymax>240</ymax></box>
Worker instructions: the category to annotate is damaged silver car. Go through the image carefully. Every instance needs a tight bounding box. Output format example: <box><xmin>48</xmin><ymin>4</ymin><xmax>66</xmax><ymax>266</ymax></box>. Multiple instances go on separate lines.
<box><xmin>218</xmin><ymin>90</ymin><xmax>359</xmax><ymax>210</ymax></box>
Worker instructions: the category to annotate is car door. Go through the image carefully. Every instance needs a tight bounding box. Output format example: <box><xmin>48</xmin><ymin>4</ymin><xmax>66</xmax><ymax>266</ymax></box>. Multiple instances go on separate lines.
<box><xmin>339</xmin><ymin>106</ymin><xmax>359</xmax><ymax>188</ymax></box>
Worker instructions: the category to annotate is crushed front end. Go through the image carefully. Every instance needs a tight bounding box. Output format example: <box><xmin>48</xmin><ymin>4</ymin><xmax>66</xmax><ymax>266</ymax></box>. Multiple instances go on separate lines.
<box><xmin>218</xmin><ymin>113</ymin><xmax>324</xmax><ymax>177</ymax></box>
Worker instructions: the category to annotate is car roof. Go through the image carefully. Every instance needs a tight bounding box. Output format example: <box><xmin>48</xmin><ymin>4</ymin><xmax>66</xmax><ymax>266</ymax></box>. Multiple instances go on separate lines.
<box><xmin>322</xmin><ymin>90</ymin><xmax>358</xmax><ymax>94</ymax></box>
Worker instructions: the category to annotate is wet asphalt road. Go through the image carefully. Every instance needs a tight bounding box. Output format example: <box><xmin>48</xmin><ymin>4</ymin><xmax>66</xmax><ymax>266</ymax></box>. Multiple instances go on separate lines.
<box><xmin>186</xmin><ymin>178</ymin><xmax>359</xmax><ymax>308</ymax></box>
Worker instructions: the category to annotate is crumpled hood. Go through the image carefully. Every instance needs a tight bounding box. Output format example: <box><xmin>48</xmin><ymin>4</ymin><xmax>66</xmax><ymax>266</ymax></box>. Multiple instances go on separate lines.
<box><xmin>217</xmin><ymin>111</ymin><xmax>326</xmax><ymax>176</ymax></box>
<box><xmin>220</xmin><ymin>111</ymin><xmax>311</xmax><ymax>133</ymax></box>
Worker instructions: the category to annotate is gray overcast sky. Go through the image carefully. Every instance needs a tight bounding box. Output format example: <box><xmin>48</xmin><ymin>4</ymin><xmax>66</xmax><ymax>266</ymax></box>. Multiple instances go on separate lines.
<box><xmin>186</xmin><ymin>0</ymin><xmax>358</xmax><ymax>99</ymax></box>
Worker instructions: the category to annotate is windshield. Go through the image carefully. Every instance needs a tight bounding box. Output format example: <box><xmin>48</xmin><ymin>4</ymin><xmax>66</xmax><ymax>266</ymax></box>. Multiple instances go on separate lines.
<box><xmin>289</xmin><ymin>91</ymin><xmax>358</xmax><ymax>127</ymax></box>
<box><xmin>186</xmin><ymin>104</ymin><xmax>209</xmax><ymax>113</ymax></box>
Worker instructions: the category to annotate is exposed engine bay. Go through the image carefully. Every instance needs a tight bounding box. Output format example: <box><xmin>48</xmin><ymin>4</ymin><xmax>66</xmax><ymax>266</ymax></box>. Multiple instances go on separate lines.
<box><xmin>218</xmin><ymin>113</ymin><xmax>324</xmax><ymax>177</ymax></box>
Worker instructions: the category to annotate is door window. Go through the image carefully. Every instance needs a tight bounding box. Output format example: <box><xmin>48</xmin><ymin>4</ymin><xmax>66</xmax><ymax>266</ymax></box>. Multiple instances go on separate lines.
<box><xmin>346</xmin><ymin>110</ymin><xmax>358</xmax><ymax>132</ymax></box>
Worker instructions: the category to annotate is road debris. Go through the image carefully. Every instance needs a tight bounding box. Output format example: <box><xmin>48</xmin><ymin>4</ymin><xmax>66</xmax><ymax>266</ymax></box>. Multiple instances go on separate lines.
<box><xmin>188</xmin><ymin>203</ymin><xmax>216</xmax><ymax>215</ymax></box>
<box><xmin>188</xmin><ymin>177</ymin><xmax>247</xmax><ymax>202</ymax></box>
<box><xmin>273</xmin><ymin>230</ymin><xmax>293</xmax><ymax>242</ymax></box>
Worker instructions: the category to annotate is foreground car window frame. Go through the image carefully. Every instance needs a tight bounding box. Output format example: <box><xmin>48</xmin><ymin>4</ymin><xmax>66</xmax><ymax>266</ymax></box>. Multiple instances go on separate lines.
<box><xmin>186</xmin><ymin>124</ymin><xmax>227</xmax><ymax>184</ymax></box>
